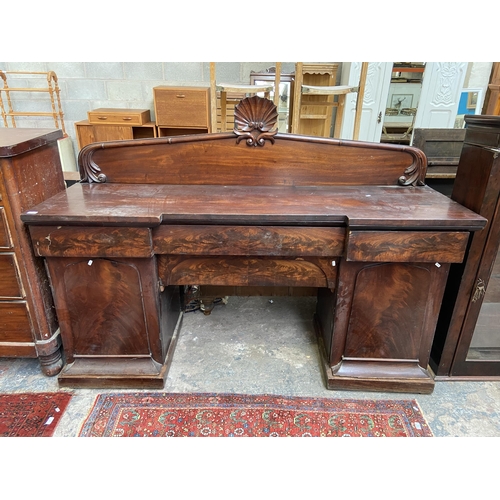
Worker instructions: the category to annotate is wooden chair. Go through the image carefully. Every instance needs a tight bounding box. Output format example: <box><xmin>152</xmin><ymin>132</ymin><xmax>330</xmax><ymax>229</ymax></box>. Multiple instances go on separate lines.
<box><xmin>411</xmin><ymin>127</ymin><xmax>466</xmax><ymax>197</ymax></box>
<box><xmin>209</xmin><ymin>62</ymin><xmax>282</xmax><ymax>132</ymax></box>
<box><xmin>411</xmin><ymin>128</ymin><xmax>466</xmax><ymax>180</ymax></box>
<box><xmin>291</xmin><ymin>62</ymin><xmax>368</xmax><ymax>139</ymax></box>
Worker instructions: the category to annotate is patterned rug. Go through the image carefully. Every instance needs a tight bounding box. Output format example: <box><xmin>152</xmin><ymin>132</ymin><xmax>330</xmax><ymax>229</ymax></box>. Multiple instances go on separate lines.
<box><xmin>0</xmin><ymin>392</ymin><xmax>72</xmax><ymax>437</ymax></box>
<box><xmin>79</xmin><ymin>393</ymin><xmax>433</xmax><ymax>437</ymax></box>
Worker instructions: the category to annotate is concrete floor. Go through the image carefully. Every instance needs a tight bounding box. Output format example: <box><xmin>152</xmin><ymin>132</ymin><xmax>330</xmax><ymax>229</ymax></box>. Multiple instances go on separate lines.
<box><xmin>1</xmin><ymin>295</ymin><xmax>500</xmax><ymax>437</ymax></box>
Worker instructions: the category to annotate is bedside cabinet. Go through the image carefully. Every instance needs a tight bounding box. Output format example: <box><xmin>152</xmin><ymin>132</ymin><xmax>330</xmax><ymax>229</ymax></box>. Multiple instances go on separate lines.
<box><xmin>0</xmin><ymin>128</ymin><xmax>66</xmax><ymax>375</ymax></box>
<box><xmin>153</xmin><ymin>86</ymin><xmax>211</xmax><ymax>136</ymax></box>
<box><xmin>75</xmin><ymin>108</ymin><xmax>157</xmax><ymax>150</ymax></box>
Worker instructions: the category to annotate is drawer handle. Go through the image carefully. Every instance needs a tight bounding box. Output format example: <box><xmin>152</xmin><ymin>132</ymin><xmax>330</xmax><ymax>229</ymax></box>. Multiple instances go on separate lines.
<box><xmin>97</xmin><ymin>116</ymin><xmax>108</xmax><ymax>120</ymax></box>
<box><xmin>176</xmin><ymin>94</ymin><xmax>186</xmax><ymax>98</ymax></box>
<box><xmin>122</xmin><ymin>117</ymin><xmax>132</xmax><ymax>121</ymax></box>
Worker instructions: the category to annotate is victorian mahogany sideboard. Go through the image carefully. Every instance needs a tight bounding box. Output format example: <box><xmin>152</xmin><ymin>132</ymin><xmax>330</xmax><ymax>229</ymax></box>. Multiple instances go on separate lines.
<box><xmin>0</xmin><ymin>128</ymin><xmax>66</xmax><ymax>375</ymax></box>
<box><xmin>21</xmin><ymin>97</ymin><xmax>486</xmax><ymax>393</ymax></box>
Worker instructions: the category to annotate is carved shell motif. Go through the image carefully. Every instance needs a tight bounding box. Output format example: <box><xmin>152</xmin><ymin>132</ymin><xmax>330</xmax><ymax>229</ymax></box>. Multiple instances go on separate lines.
<box><xmin>233</xmin><ymin>95</ymin><xmax>278</xmax><ymax>146</ymax></box>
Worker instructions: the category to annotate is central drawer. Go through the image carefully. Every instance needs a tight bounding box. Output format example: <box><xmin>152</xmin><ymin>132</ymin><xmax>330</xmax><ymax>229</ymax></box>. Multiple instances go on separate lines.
<box><xmin>153</xmin><ymin>225</ymin><xmax>346</xmax><ymax>257</ymax></box>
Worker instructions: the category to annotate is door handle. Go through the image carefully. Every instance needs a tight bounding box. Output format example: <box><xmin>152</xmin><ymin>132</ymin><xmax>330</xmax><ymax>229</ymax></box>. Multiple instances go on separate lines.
<box><xmin>377</xmin><ymin>112</ymin><xmax>382</xmax><ymax>124</ymax></box>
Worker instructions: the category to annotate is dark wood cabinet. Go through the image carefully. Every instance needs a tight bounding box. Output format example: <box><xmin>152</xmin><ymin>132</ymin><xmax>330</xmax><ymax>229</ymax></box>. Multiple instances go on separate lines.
<box><xmin>431</xmin><ymin>115</ymin><xmax>500</xmax><ymax>378</ymax></box>
<box><xmin>20</xmin><ymin>97</ymin><xmax>485</xmax><ymax>392</ymax></box>
<box><xmin>0</xmin><ymin>128</ymin><xmax>66</xmax><ymax>375</ymax></box>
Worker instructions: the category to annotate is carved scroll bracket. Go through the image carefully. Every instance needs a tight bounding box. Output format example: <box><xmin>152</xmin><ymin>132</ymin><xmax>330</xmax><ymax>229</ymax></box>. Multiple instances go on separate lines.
<box><xmin>78</xmin><ymin>144</ymin><xmax>108</xmax><ymax>183</ymax></box>
<box><xmin>233</xmin><ymin>95</ymin><xmax>278</xmax><ymax>147</ymax></box>
<box><xmin>397</xmin><ymin>145</ymin><xmax>427</xmax><ymax>186</ymax></box>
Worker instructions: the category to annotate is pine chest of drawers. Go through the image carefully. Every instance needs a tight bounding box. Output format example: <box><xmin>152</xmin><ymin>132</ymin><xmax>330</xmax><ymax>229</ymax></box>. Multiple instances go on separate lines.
<box><xmin>0</xmin><ymin>128</ymin><xmax>66</xmax><ymax>375</ymax></box>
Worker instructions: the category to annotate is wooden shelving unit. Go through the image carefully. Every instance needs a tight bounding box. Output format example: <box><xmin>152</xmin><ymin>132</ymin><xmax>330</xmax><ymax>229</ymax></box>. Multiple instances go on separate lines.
<box><xmin>0</xmin><ymin>71</ymin><xmax>66</xmax><ymax>134</ymax></box>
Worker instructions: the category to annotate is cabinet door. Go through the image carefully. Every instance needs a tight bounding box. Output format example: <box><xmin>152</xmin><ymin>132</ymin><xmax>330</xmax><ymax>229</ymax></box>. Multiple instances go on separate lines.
<box><xmin>322</xmin><ymin>259</ymin><xmax>447</xmax><ymax>393</ymax></box>
<box><xmin>450</xmin><ymin>195</ymin><xmax>500</xmax><ymax>376</ymax></box>
<box><xmin>461</xmin><ymin>244</ymin><xmax>500</xmax><ymax>363</ymax></box>
<box><xmin>76</xmin><ymin>123</ymin><xmax>134</xmax><ymax>149</ymax></box>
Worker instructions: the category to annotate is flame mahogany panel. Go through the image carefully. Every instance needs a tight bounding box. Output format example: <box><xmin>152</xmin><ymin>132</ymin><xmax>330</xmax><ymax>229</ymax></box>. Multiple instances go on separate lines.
<box><xmin>158</xmin><ymin>255</ymin><xmax>336</xmax><ymax>288</ymax></box>
<box><xmin>29</xmin><ymin>225</ymin><xmax>153</xmax><ymax>258</ymax></box>
<box><xmin>153</xmin><ymin>225</ymin><xmax>345</xmax><ymax>256</ymax></box>
<box><xmin>82</xmin><ymin>134</ymin><xmax>425</xmax><ymax>187</ymax></box>
<box><xmin>346</xmin><ymin>230</ymin><xmax>469</xmax><ymax>263</ymax></box>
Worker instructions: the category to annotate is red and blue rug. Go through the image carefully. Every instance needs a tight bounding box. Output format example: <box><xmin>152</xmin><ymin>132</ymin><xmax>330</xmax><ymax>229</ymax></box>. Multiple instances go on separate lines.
<box><xmin>79</xmin><ymin>393</ymin><xmax>433</xmax><ymax>437</ymax></box>
<box><xmin>0</xmin><ymin>392</ymin><xmax>72</xmax><ymax>437</ymax></box>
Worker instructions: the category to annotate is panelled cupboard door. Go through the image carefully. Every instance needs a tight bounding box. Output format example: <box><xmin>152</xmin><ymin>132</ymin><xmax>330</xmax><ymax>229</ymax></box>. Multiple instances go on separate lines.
<box><xmin>413</xmin><ymin>62</ymin><xmax>467</xmax><ymax>129</ymax></box>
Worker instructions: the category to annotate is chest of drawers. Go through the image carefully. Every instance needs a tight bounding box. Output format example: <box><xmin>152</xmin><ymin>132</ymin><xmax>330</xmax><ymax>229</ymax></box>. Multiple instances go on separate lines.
<box><xmin>0</xmin><ymin>128</ymin><xmax>66</xmax><ymax>375</ymax></box>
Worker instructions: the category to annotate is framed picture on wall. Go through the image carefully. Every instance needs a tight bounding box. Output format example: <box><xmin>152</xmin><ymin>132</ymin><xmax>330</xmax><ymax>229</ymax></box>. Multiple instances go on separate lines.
<box><xmin>390</xmin><ymin>94</ymin><xmax>413</xmax><ymax>111</ymax></box>
<box><xmin>467</xmin><ymin>91</ymin><xmax>479</xmax><ymax>109</ymax></box>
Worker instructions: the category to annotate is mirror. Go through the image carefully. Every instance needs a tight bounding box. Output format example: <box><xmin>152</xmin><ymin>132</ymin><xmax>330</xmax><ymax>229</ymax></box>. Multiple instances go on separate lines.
<box><xmin>250</xmin><ymin>71</ymin><xmax>294</xmax><ymax>133</ymax></box>
<box><xmin>381</xmin><ymin>63</ymin><xmax>425</xmax><ymax>144</ymax></box>
<box><xmin>455</xmin><ymin>88</ymin><xmax>484</xmax><ymax>128</ymax></box>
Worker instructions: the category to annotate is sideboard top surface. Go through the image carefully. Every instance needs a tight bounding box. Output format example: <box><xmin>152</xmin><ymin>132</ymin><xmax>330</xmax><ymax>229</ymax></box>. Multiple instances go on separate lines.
<box><xmin>21</xmin><ymin>182</ymin><xmax>486</xmax><ymax>231</ymax></box>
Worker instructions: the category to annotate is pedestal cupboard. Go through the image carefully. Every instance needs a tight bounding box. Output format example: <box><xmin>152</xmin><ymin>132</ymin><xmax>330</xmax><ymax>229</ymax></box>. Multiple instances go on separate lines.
<box><xmin>0</xmin><ymin>128</ymin><xmax>66</xmax><ymax>375</ymax></box>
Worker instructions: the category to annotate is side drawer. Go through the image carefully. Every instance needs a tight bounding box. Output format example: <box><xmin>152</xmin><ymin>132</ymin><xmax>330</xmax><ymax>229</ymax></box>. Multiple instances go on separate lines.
<box><xmin>0</xmin><ymin>207</ymin><xmax>13</xmax><ymax>249</ymax></box>
<box><xmin>346</xmin><ymin>230</ymin><xmax>469</xmax><ymax>263</ymax></box>
<box><xmin>0</xmin><ymin>254</ymin><xmax>24</xmax><ymax>298</ymax></box>
<box><xmin>153</xmin><ymin>225</ymin><xmax>346</xmax><ymax>257</ymax></box>
<box><xmin>0</xmin><ymin>302</ymin><xmax>33</xmax><ymax>342</ymax></box>
<box><xmin>153</xmin><ymin>87</ymin><xmax>210</xmax><ymax>128</ymax></box>
<box><xmin>28</xmin><ymin>226</ymin><xmax>153</xmax><ymax>258</ymax></box>
<box><xmin>88</xmin><ymin>108</ymin><xmax>151</xmax><ymax>126</ymax></box>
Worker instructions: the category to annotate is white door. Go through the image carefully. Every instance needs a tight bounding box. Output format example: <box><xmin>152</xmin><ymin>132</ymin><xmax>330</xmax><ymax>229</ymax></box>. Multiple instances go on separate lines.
<box><xmin>413</xmin><ymin>62</ymin><xmax>467</xmax><ymax>129</ymax></box>
<box><xmin>339</xmin><ymin>62</ymin><xmax>393</xmax><ymax>142</ymax></box>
